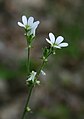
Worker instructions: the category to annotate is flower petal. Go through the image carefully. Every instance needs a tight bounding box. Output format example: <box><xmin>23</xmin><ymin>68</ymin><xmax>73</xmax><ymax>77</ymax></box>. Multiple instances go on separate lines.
<box><xmin>54</xmin><ymin>45</ymin><xmax>61</xmax><ymax>49</ymax></box>
<box><xmin>59</xmin><ymin>43</ymin><xmax>68</xmax><ymax>47</ymax></box>
<box><xmin>32</xmin><ymin>21</ymin><xmax>40</xmax><ymax>29</ymax></box>
<box><xmin>56</xmin><ymin>36</ymin><xmax>64</xmax><ymax>44</ymax></box>
<box><xmin>41</xmin><ymin>70</ymin><xmax>46</xmax><ymax>76</ymax></box>
<box><xmin>30</xmin><ymin>21</ymin><xmax>40</xmax><ymax>36</ymax></box>
<box><xmin>31</xmin><ymin>28</ymin><xmax>35</xmax><ymax>36</ymax></box>
<box><xmin>17</xmin><ymin>22</ymin><xmax>25</xmax><ymax>27</ymax></box>
<box><xmin>27</xmin><ymin>77</ymin><xmax>32</xmax><ymax>81</ymax></box>
<box><xmin>22</xmin><ymin>15</ymin><xmax>27</xmax><ymax>25</ymax></box>
<box><xmin>28</xmin><ymin>17</ymin><xmax>34</xmax><ymax>26</ymax></box>
<box><xmin>46</xmin><ymin>38</ymin><xmax>52</xmax><ymax>45</ymax></box>
<box><xmin>49</xmin><ymin>33</ymin><xmax>55</xmax><ymax>43</ymax></box>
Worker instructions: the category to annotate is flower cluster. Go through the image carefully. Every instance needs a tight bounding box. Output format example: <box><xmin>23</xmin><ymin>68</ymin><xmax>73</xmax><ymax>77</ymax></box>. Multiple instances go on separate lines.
<box><xmin>18</xmin><ymin>16</ymin><xmax>40</xmax><ymax>37</ymax></box>
<box><xmin>18</xmin><ymin>16</ymin><xmax>68</xmax><ymax>50</ymax></box>
<box><xmin>18</xmin><ymin>15</ymin><xmax>68</xmax><ymax>85</ymax></box>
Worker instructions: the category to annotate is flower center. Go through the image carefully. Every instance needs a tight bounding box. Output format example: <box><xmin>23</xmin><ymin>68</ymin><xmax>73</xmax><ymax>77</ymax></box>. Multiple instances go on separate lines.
<box><xmin>25</xmin><ymin>25</ymin><xmax>30</xmax><ymax>30</ymax></box>
<box><xmin>53</xmin><ymin>42</ymin><xmax>57</xmax><ymax>47</ymax></box>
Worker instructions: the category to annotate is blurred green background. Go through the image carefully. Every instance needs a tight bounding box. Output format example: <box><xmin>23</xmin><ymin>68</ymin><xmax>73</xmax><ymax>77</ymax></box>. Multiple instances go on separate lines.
<box><xmin>0</xmin><ymin>0</ymin><xmax>84</xmax><ymax>119</ymax></box>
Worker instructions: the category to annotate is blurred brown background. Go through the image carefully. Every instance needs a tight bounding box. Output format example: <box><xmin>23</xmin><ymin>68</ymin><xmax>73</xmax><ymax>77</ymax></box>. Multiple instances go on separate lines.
<box><xmin>0</xmin><ymin>0</ymin><xmax>84</xmax><ymax>119</ymax></box>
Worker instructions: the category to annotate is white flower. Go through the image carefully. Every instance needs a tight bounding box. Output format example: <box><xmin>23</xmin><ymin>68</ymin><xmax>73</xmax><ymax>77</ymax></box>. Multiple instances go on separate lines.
<box><xmin>41</xmin><ymin>70</ymin><xmax>46</xmax><ymax>76</ymax></box>
<box><xmin>18</xmin><ymin>15</ymin><xmax>40</xmax><ymax>36</ymax></box>
<box><xmin>46</xmin><ymin>33</ymin><xmax>68</xmax><ymax>49</ymax></box>
<box><xmin>27</xmin><ymin>71</ymin><xmax>37</xmax><ymax>82</ymax></box>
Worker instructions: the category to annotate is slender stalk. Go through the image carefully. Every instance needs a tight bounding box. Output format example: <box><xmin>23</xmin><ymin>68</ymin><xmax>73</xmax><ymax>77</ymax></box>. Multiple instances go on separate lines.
<box><xmin>27</xmin><ymin>42</ymin><xmax>30</xmax><ymax>75</ymax></box>
<box><xmin>21</xmin><ymin>60</ymin><xmax>45</xmax><ymax>119</ymax></box>
<box><xmin>36</xmin><ymin>61</ymin><xmax>45</xmax><ymax>77</ymax></box>
<box><xmin>21</xmin><ymin>43</ymin><xmax>52</xmax><ymax>119</ymax></box>
<box><xmin>37</xmin><ymin>49</ymin><xmax>52</xmax><ymax>77</ymax></box>
<box><xmin>21</xmin><ymin>85</ymin><xmax>34</xmax><ymax>119</ymax></box>
<box><xmin>21</xmin><ymin>40</ymin><xmax>31</xmax><ymax>119</ymax></box>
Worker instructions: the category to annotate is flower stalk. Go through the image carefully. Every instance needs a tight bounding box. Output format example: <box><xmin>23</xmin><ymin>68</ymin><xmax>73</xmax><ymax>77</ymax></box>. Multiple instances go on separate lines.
<box><xmin>21</xmin><ymin>34</ymin><xmax>32</xmax><ymax>119</ymax></box>
<box><xmin>21</xmin><ymin>84</ymin><xmax>34</xmax><ymax>119</ymax></box>
<box><xmin>27</xmin><ymin>42</ymin><xmax>31</xmax><ymax>75</ymax></box>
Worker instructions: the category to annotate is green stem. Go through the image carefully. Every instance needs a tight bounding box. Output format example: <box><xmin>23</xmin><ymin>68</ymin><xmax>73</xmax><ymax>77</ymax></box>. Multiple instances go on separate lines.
<box><xmin>21</xmin><ymin>44</ymin><xmax>32</xmax><ymax>119</ymax></box>
<box><xmin>21</xmin><ymin>60</ymin><xmax>45</xmax><ymax>119</ymax></box>
<box><xmin>21</xmin><ymin>38</ymin><xmax>31</xmax><ymax>119</ymax></box>
<box><xmin>37</xmin><ymin>49</ymin><xmax>52</xmax><ymax>77</ymax></box>
<box><xmin>46</xmin><ymin>48</ymin><xmax>52</xmax><ymax>58</ymax></box>
<box><xmin>21</xmin><ymin>85</ymin><xmax>34</xmax><ymax>119</ymax></box>
<box><xmin>27</xmin><ymin>46</ymin><xmax>30</xmax><ymax>75</ymax></box>
<box><xmin>21</xmin><ymin>44</ymin><xmax>53</xmax><ymax>119</ymax></box>
<box><xmin>36</xmin><ymin>61</ymin><xmax>45</xmax><ymax>77</ymax></box>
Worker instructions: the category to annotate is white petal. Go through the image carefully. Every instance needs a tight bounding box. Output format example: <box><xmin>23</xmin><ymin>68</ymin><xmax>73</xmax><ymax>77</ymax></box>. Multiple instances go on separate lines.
<box><xmin>36</xmin><ymin>80</ymin><xmax>40</xmax><ymax>85</ymax></box>
<box><xmin>32</xmin><ymin>21</ymin><xmax>40</xmax><ymax>29</ymax></box>
<box><xmin>56</xmin><ymin>36</ymin><xmax>64</xmax><ymax>44</ymax></box>
<box><xmin>22</xmin><ymin>16</ymin><xmax>27</xmax><ymax>25</ymax></box>
<box><xmin>32</xmin><ymin>71</ymin><xmax>37</xmax><ymax>76</ymax></box>
<box><xmin>59</xmin><ymin>43</ymin><xmax>68</xmax><ymax>47</ymax></box>
<box><xmin>41</xmin><ymin>70</ymin><xmax>46</xmax><ymax>76</ymax></box>
<box><xmin>46</xmin><ymin>38</ymin><xmax>52</xmax><ymax>45</ymax></box>
<box><xmin>28</xmin><ymin>17</ymin><xmax>34</xmax><ymax>26</ymax></box>
<box><xmin>49</xmin><ymin>33</ymin><xmax>55</xmax><ymax>43</ymax></box>
<box><xmin>31</xmin><ymin>28</ymin><xmax>35</xmax><ymax>36</ymax></box>
<box><xmin>54</xmin><ymin>45</ymin><xmax>61</xmax><ymax>49</ymax></box>
<box><xmin>30</xmin><ymin>21</ymin><xmax>40</xmax><ymax>36</ymax></box>
<box><xmin>27</xmin><ymin>77</ymin><xmax>32</xmax><ymax>81</ymax></box>
<box><xmin>17</xmin><ymin>22</ymin><xmax>25</xmax><ymax>27</ymax></box>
